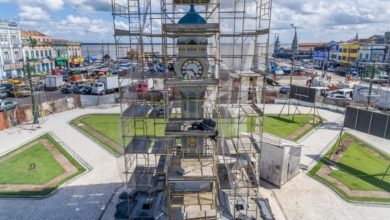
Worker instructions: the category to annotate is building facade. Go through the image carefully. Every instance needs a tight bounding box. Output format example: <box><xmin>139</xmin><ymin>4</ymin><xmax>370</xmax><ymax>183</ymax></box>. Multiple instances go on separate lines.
<box><xmin>67</xmin><ymin>41</ymin><xmax>83</xmax><ymax>67</ymax></box>
<box><xmin>0</xmin><ymin>20</ymin><xmax>23</xmax><ymax>80</ymax></box>
<box><xmin>312</xmin><ymin>43</ymin><xmax>328</xmax><ymax>66</ymax></box>
<box><xmin>340</xmin><ymin>42</ymin><xmax>360</xmax><ymax>65</ymax></box>
<box><xmin>21</xmin><ymin>31</ymin><xmax>55</xmax><ymax>74</ymax></box>
<box><xmin>328</xmin><ymin>41</ymin><xmax>340</xmax><ymax>64</ymax></box>
<box><xmin>52</xmin><ymin>39</ymin><xmax>68</xmax><ymax>67</ymax></box>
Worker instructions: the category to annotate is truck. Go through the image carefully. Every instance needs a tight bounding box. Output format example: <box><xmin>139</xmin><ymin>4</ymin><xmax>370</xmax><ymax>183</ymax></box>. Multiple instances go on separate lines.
<box><xmin>135</xmin><ymin>78</ymin><xmax>164</xmax><ymax>92</ymax></box>
<box><xmin>91</xmin><ymin>75</ymin><xmax>131</xmax><ymax>95</ymax></box>
<box><xmin>45</xmin><ymin>75</ymin><xmax>64</xmax><ymax>91</ymax></box>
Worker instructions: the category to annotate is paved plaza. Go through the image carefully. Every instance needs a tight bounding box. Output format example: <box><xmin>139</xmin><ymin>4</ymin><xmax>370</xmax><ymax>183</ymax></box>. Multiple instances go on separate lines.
<box><xmin>0</xmin><ymin>104</ymin><xmax>389</xmax><ymax>220</ymax></box>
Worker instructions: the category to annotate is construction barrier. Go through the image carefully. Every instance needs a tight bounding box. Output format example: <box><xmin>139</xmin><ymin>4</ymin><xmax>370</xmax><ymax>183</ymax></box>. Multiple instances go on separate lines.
<box><xmin>0</xmin><ymin>95</ymin><xmax>81</xmax><ymax>131</ymax></box>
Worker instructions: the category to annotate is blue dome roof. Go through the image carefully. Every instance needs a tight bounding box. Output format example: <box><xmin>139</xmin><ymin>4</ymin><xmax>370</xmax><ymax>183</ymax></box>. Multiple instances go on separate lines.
<box><xmin>178</xmin><ymin>5</ymin><xmax>206</xmax><ymax>24</ymax></box>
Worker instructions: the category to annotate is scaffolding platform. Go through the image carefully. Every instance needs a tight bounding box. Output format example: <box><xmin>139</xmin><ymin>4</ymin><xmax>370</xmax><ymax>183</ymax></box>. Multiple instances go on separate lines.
<box><xmin>165</xmin><ymin>119</ymin><xmax>218</xmax><ymax>137</ymax></box>
<box><xmin>166</xmin><ymin>157</ymin><xmax>216</xmax><ymax>181</ymax></box>
<box><xmin>163</xmin><ymin>24</ymin><xmax>220</xmax><ymax>37</ymax></box>
<box><xmin>165</xmin><ymin>79</ymin><xmax>218</xmax><ymax>87</ymax></box>
<box><xmin>125</xmin><ymin>137</ymin><xmax>171</xmax><ymax>154</ymax></box>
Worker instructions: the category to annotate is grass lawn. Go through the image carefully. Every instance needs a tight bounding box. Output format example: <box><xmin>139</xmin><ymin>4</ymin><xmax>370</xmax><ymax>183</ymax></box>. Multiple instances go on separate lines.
<box><xmin>71</xmin><ymin>114</ymin><xmax>165</xmax><ymax>155</ymax></box>
<box><xmin>80</xmin><ymin>114</ymin><xmax>123</xmax><ymax>144</ymax></box>
<box><xmin>309</xmin><ymin>133</ymin><xmax>390</xmax><ymax>203</ymax></box>
<box><xmin>0</xmin><ymin>144</ymin><xmax>65</xmax><ymax>184</ymax></box>
<box><xmin>263</xmin><ymin>115</ymin><xmax>319</xmax><ymax>140</ymax></box>
<box><xmin>0</xmin><ymin>134</ymin><xmax>86</xmax><ymax>196</ymax></box>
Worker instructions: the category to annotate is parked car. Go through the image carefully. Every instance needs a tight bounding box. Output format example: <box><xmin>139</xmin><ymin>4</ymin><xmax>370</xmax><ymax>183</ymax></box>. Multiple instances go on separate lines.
<box><xmin>327</xmin><ymin>93</ymin><xmax>351</xmax><ymax>100</ymax></box>
<box><xmin>32</xmin><ymin>82</ymin><xmax>44</xmax><ymax>91</ymax></box>
<box><xmin>281</xmin><ymin>67</ymin><xmax>291</xmax><ymax>74</ymax></box>
<box><xmin>0</xmin><ymin>83</ymin><xmax>14</xmax><ymax>96</ymax></box>
<box><xmin>327</xmin><ymin>66</ymin><xmax>335</xmax><ymax>72</ymax></box>
<box><xmin>61</xmin><ymin>86</ymin><xmax>74</xmax><ymax>94</ymax></box>
<box><xmin>12</xmin><ymin>86</ymin><xmax>31</xmax><ymax>97</ymax></box>
<box><xmin>279</xmin><ymin>85</ymin><xmax>291</xmax><ymax>94</ymax></box>
<box><xmin>0</xmin><ymin>87</ymin><xmax>9</xmax><ymax>99</ymax></box>
<box><xmin>0</xmin><ymin>101</ymin><xmax>17</xmax><ymax>111</ymax></box>
<box><xmin>73</xmin><ymin>84</ymin><xmax>92</xmax><ymax>95</ymax></box>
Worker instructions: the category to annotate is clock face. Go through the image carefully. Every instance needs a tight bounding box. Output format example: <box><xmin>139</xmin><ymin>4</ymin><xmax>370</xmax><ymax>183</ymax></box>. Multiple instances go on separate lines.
<box><xmin>181</xmin><ymin>59</ymin><xmax>203</xmax><ymax>79</ymax></box>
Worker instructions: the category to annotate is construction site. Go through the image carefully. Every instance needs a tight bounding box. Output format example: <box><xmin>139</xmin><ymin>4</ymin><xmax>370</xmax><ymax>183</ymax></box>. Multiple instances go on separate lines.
<box><xmin>112</xmin><ymin>0</ymin><xmax>274</xmax><ymax>219</ymax></box>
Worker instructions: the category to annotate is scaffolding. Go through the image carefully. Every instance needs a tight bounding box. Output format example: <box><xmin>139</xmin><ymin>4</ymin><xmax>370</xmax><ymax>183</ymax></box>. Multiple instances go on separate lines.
<box><xmin>112</xmin><ymin>0</ymin><xmax>272</xmax><ymax>219</ymax></box>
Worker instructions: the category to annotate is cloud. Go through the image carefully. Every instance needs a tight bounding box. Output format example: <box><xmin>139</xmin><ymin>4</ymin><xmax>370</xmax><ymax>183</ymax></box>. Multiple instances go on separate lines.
<box><xmin>69</xmin><ymin>0</ymin><xmax>111</xmax><ymax>12</ymax></box>
<box><xmin>271</xmin><ymin>0</ymin><xmax>390</xmax><ymax>43</ymax></box>
<box><xmin>15</xmin><ymin>0</ymin><xmax>64</xmax><ymax>11</ymax></box>
<box><xmin>19</xmin><ymin>5</ymin><xmax>50</xmax><ymax>21</ymax></box>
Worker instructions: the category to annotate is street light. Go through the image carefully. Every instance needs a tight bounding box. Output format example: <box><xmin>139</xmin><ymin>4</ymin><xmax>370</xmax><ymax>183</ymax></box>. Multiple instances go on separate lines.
<box><xmin>288</xmin><ymin>23</ymin><xmax>298</xmax><ymax>115</ymax></box>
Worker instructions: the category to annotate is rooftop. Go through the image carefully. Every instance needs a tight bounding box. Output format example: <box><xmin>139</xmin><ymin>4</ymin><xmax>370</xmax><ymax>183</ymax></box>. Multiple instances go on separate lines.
<box><xmin>21</xmin><ymin>30</ymin><xmax>47</xmax><ymax>37</ymax></box>
<box><xmin>178</xmin><ymin>5</ymin><xmax>207</xmax><ymax>25</ymax></box>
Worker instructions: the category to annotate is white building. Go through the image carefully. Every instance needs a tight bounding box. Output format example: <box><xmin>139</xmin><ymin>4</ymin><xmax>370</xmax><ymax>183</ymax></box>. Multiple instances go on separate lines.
<box><xmin>358</xmin><ymin>44</ymin><xmax>387</xmax><ymax>63</ymax></box>
<box><xmin>0</xmin><ymin>20</ymin><xmax>23</xmax><ymax>81</ymax></box>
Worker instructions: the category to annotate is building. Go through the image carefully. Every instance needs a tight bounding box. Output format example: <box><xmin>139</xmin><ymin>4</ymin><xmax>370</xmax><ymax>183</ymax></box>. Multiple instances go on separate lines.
<box><xmin>52</xmin><ymin>39</ymin><xmax>83</xmax><ymax>68</ymax></box>
<box><xmin>328</xmin><ymin>41</ymin><xmax>341</xmax><ymax>64</ymax></box>
<box><xmin>340</xmin><ymin>42</ymin><xmax>360</xmax><ymax>65</ymax></box>
<box><xmin>0</xmin><ymin>20</ymin><xmax>23</xmax><ymax>80</ymax></box>
<box><xmin>21</xmin><ymin>31</ymin><xmax>55</xmax><ymax>74</ymax></box>
<box><xmin>358</xmin><ymin>44</ymin><xmax>388</xmax><ymax>63</ymax></box>
<box><xmin>52</xmin><ymin>39</ymin><xmax>68</xmax><ymax>67</ymax></box>
<box><xmin>312</xmin><ymin>43</ymin><xmax>329</xmax><ymax>66</ymax></box>
<box><xmin>67</xmin><ymin>41</ymin><xmax>83</xmax><ymax>67</ymax></box>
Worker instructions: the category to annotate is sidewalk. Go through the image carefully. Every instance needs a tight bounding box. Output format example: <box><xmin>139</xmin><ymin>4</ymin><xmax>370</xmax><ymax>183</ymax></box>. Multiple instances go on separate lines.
<box><xmin>0</xmin><ymin>105</ymin><xmax>123</xmax><ymax>220</ymax></box>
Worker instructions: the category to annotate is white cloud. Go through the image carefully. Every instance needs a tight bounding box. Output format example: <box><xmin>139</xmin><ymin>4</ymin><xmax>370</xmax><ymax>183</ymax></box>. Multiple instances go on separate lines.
<box><xmin>19</xmin><ymin>6</ymin><xmax>50</xmax><ymax>21</ymax></box>
<box><xmin>271</xmin><ymin>0</ymin><xmax>390</xmax><ymax>43</ymax></box>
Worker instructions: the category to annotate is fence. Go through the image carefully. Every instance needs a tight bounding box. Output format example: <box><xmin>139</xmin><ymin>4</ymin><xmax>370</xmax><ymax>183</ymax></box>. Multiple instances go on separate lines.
<box><xmin>0</xmin><ymin>95</ymin><xmax>81</xmax><ymax>131</ymax></box>
<box><xmin>344</xmin><ymin>106</ymin><xmax>390</xmax><ymax>140</ymax></box>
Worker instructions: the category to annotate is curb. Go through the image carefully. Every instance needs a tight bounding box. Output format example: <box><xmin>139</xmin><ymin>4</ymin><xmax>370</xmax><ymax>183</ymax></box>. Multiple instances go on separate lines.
<box><xmin>307</xmin><ymin>172</ymin><xmax>390</xmax><ymax>207</ymax></box>
<box><xmin>67</xmin><ymin>114</ymin><xmax>121</xmax><ymax>158</ymax></box>
<box><xmin>0</xmin><ymin>132</ymin><xmax>92</xmax><ymax>199</ymax></box>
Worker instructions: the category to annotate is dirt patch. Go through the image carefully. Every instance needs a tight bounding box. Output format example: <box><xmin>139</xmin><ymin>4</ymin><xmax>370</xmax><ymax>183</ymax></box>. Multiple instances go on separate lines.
<box><xmin>73</xmin><ymin>117</ymin><xmax>123</xmax><ymax>154</ymax></box>
<box><xmin>288</xmin><ymin>117</ymin><xmax>320</xmax><ymax>141</ymax></box>
<box><xmin>317</xmin><ymin>165</ymin><xmax>390</xmax><ymax>199</ymax></box>
<box><xmin>0</xmin><ymin>137</ymin><xmax>79</xmax><ymax>193</ymax></box>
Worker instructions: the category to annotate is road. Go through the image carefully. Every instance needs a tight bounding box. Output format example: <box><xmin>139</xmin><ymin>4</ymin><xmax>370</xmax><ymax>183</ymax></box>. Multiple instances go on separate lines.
<box><xmin>3</xmin><ymin>90</ymin><xmax>69</xmax><ymax>106</ymax></box>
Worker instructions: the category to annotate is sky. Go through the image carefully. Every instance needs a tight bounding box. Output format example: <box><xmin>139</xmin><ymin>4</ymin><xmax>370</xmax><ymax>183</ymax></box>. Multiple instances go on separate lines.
<box><xmin>0</xmin><ymin>0</ymin><xmax>389</xmax><ymax>44</ymax></box>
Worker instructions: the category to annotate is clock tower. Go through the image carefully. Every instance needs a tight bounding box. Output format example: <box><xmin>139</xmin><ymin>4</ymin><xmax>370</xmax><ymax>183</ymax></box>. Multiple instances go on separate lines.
<box><xmin>174</xmin><ymin>5</ymin><xmax>210</xmax><ymax>79</ymax></box>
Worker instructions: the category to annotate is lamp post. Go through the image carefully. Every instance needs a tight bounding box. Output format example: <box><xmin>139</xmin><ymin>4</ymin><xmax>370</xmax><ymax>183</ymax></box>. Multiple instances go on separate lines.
<box><xmin>288</xmin><ymin>24</ymin><xmax>298</xmax><ymax>115</ymax></box>
<box><xmin>25</xmin><ymin>37</ymin><xmax>39</xmax><ymax>124</ymax></box>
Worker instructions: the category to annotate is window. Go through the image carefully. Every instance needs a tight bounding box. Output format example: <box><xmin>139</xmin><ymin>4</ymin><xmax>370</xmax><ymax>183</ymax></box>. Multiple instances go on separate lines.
<box><xmin>338</xmin><ymin>56</ymin><xmax>341</xmax><ymax>60</ymax></box>
<box><xmin>11</xmin><ymin>35</ymin><xmax>16</xmax><ymax>44</ymax></box>
<box><xmin>339</xmin><ymin>49</ymin><xmax>342</xmax><ymax>52</ymax></box>
<box><xmin>4</xmin><ymin>35</ymin><xmax>8</xmax><ymax>42</ymax></box>
<box><xmin>36</xmin><ymin>50</ymin><xmax>39</xmax><ymax>58</ymax></box>
<box><xmin>40</xmin><ymin>50</ymin><xmax>44</xmax><ymax>57</ymax></box>
<box><xmin>0</xmin><ymin>35</ymin><xmax>2</xmax><ymax>41</ymax></box>
<box><xmin>342</xmin><ymin>56</ymin><xmax>346</xmax><ymax>60</ymax></box>
<box><xmin>365</xmin><ymin>54</ymin><xmax>369</xmax><ymax>60</ymax></box>
<box><xmin>14</xmin><ymin>51</ymin><xmax>19</xmax><ymax>60</ymax></box>
<box><xmin>49</xmin><ymin>50</ymin><xmax>52</xmax><ymax>57</ymax></box>
<box><xmin>349</xmin><ymin>49</ymin><xmax>358</xmax><ymax>53</ymax></box>
<box><xmin>343</xmin><ymin>49</ymin><xmax>347</xmax><ymax>53</ymax></box>
<box><xmin>4</xmin><ymin>52</ymin><xmax>9</xmax><ymax>61</ymax></box>
<box><xmin>45</xmin><ymin>50</ymin><xmax>48</xmax><ymax>57</ymax></box>
<box><xmin>359</xmin><ymin>54</ymin><xmax>362</xmax><ymax>60</ymax></box>
<box><xmin>30</xmin><ymin>51</ymin><xmax>34</xmax><ymax>59</ymax></box>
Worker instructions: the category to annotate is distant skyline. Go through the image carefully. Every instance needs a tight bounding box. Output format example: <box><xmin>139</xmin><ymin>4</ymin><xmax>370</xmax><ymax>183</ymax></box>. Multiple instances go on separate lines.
<box><xmin>0</xmin><ymin>0</ymin><xmax>389</xmax><ymax>44</ymax></box>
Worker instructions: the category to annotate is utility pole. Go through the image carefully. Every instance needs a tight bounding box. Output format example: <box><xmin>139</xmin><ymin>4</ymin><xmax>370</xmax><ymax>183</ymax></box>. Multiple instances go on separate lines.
<box><xmin>26</xmin><ymin>37</ymin><xmax>38</xmax><ymax>124</ymax></box>
<box><xmin>288</xmin><ymin>24</ymin><xmax>298</xmax><ymax>115</ymax></box>
<box><xmin>367</xmin><ymin>62</ymin><xmax>376</xmax><ymax>109</ymax></box>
